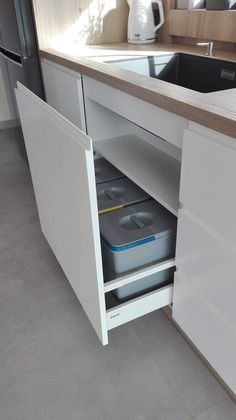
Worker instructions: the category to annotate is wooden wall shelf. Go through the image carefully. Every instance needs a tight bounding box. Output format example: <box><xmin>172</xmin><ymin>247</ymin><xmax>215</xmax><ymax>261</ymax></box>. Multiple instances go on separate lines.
<box><xmin>169</xmin><ymin>10</ymin><xmax>236</xmax><ymax>42</ymax></box>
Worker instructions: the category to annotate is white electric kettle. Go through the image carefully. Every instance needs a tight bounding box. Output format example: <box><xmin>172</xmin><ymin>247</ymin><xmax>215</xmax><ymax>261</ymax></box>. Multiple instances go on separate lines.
<box><xmin>127</xmin><ymin>0</ymin><xmax>164</xmax><ymax>44</ymax></box>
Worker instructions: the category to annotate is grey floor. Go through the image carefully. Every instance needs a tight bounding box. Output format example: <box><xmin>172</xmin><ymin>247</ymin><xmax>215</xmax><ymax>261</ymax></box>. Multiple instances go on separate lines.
<box><xmin>0</xmin><ymin>128</ymin><xmax>235</xmax><ymax>420</ymax></box>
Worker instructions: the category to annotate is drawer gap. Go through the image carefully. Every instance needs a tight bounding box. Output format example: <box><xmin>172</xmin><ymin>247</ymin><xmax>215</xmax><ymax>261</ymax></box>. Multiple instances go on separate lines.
<box><xmin>104</xmin><ymin>257</ymin><xmax>175</xmax><ymax>293</ymax></box>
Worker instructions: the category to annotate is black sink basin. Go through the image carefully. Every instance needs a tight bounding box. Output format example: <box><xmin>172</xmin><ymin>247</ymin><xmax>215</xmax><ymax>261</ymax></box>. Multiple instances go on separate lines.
<box><xmin>108</xmin><ymin>53</ymin><xmax>236</xmax><ymax>93</ymax></box>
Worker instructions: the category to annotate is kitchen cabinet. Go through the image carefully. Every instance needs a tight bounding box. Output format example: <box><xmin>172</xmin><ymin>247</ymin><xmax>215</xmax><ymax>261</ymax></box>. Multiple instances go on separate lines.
<box><xmin>83</xmin><ymin>75</ymin><xmax>187</xmax><ymax>148</ymax></box>
<box><xmin>16</xmin><ymin>61</ymin><xmax>236</xmax><ymax>395</ymax></box>
<box><xmin>16</xmin><ymin>82</ymin><xmax>176</xmax><ymax>346</ymax></box>
<box><xmin>173</xmin><ymin>123</ymin><xmax>236</xmax><ymax>394</ymax></box>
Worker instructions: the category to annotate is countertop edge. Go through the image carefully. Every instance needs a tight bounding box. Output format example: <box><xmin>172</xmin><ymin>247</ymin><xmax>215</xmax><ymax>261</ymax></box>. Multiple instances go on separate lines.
<box><xmin>39</xmin><ymin>47</ymin><xmax>236</xmax><ymax>140</ymax></box>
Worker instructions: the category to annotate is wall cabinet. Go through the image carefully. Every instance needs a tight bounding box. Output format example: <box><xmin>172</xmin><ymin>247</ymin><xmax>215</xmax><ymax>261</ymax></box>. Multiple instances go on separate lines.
<box><xmin>16</xmin><ymin>60</ymin><xmax>236</xmax><ymax>395</ymax></box>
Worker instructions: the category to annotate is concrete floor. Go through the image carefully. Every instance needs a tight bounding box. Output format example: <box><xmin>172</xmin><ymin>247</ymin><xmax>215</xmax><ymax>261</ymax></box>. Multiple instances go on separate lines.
<box><xmin>0</xmin><ymin>127</ymin><xmax>236</xmax><ymax>420</ymax></box>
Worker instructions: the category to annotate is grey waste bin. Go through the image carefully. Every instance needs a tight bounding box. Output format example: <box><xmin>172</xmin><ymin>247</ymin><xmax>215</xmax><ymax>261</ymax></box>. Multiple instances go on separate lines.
<box><xmin>95</xmin><ymin>158</ymin><xmax>124</xmax><ymax>184</ymax></box>
<box><xmin>97</xmin><ymin>177</ymin><xmax>150</xmax><ymax>214</ymax></box>
<box><xmin>100</xmin><ymin>200</ymin><xmax>177</xmax><ymax>300</ymax></box>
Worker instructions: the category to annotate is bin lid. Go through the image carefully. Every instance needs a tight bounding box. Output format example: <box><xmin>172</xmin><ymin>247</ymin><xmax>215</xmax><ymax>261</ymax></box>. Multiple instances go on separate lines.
<box><xmin>99</xmin><ymin>200</ymin><xmax>177</xmax><ymax>251</ymax></box>
<box><xmin>95</xmin><ymin>158</ymin><xmax>124</xmax><ymax>184</ymax></box>
<box><xmin>97</xmin><ymin>178</ymin><xmax>150</xmax><ymax>214</ymax></box>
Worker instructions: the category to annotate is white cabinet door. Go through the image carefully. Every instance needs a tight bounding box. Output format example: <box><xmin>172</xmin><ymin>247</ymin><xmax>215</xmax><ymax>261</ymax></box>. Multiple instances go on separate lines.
<box><xmin>174</xmin><ymin>210</ymin><xmax>236</xmax><ymax>394</ymax></box>
<box><xmin>15</xmin><ymin>82</ymin><xmax>108</xmax><ymax>345</ymax></box>
<box><xmin>41</xmin><ymin>59</ymin><xmax>86</xmax><ymax>132</ymax></box>
<box><xmin>179</xmin><ymin>128</ymin><xmax>236</xmax><ymax>245</ymax></box>
<box><xmin>174</xmin><ymin>126</ymin><xmax>236</xmax><ymax>394</ymax></box>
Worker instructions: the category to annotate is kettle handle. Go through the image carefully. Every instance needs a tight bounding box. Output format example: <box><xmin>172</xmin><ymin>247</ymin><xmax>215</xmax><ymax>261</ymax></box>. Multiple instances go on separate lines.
<box><xmin>153</xmin><ymin>0</ymin><xmax>165</xmax><ymax>32</ymax></box>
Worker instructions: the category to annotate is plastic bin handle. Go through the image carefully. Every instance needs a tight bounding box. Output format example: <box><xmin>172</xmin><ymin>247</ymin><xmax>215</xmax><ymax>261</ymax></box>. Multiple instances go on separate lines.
<box><xmin>130</xmin><ymin>214</ymin><xmax>145</xmax><ymax>229</ymax></box>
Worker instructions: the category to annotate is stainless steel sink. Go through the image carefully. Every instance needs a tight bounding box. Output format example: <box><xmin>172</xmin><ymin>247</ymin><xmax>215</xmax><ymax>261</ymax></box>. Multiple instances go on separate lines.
<box><xmin>107</xmin><ymin>53</ymin><xmax>236</xmax><ymax>93</ymax></box>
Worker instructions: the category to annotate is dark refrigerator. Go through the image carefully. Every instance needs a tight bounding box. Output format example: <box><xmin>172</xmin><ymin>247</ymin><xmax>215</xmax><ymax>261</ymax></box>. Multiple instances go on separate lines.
<box><xmin>0</xmin><ymin>0</ymin><xmax>44</xmax><ymax>157</ymax></box>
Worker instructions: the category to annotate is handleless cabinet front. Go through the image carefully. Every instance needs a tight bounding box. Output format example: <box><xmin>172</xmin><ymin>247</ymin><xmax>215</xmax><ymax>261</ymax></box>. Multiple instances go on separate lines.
<box><xmin>41</xmin><ymin>59</ymin><xmax>87</xmax><ymax>132</ymax></box>
<box><xmin>15</xmin><ymin>82</ymin><xmax>108</xmax><ymax>345</ymax></box>
<box><xmin>174</xmin><ymin>126</ymin><xmax>236</xmax><ymax>394</ymax></box>
<box><xmin>179</xmin><ymin>128</ymin><xmax>236</xmax><ymax>245</ymax></box>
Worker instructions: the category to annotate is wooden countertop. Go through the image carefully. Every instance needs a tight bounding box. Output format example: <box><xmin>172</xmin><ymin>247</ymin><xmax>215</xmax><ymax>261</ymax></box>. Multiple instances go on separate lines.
<box><xmin>40</xmin><ymin>43</ymin><xmax>236</xmax><ymax>139</ymax></box>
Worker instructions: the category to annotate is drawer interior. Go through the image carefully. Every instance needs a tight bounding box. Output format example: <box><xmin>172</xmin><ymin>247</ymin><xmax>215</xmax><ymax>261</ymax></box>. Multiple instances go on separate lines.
<box><xmin>89</xmin><ymin>99</ymin><xmax>180</xmax><ymax>316</ymax></box>
<box><xmin>94</xmin><ymin>150</ymin><xmax>177</xmax><ymax>326</ymax></box>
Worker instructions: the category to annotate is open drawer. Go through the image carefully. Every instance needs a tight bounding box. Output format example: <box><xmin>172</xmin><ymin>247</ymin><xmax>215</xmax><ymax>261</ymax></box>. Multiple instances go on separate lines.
<box><xmin>16</xmin><ymin>83</ymin><xmax>177</xmax><ymax>345</ymax></box>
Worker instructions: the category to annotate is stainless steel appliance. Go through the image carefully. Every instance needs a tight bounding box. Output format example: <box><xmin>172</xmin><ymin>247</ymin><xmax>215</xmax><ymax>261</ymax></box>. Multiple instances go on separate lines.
<box><xmin>0</xmin><ymin>0</ymin><xmax>44</xmax><ymax>157</ymax></box>
<box><xmin>0</xmin><ymin>0</ymin><xmax>43</xmax><ymax>112</ymax></box>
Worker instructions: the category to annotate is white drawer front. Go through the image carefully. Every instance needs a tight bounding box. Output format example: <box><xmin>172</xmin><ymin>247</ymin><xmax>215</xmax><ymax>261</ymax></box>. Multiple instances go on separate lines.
<box><xmin>107</xmin><ymin>284</ymin><xmax>173</xmax><ymax>330</ymax></box>
<box><xmin>176</xmin><ymin>210</ymin><xmax>236</xmax><ymax>326</ymax></box>
<box><xmin>174</xmin><ymin>209</ymin><xmax>236</xmax><ymax>394</ymax></box>
<box><xmin>180</xmin><ymin>129</ymin><xmax>236</xmax><ymax>245</ymax></box>
<box><xmin>41</xmin><ymin>59</ymin><xmax>86</xmax><ymax>132</ymax></box>
<box><xmin>173</xmin><ymin>272</ymin><xmax>236</xmax><ymax>394</ymax></box>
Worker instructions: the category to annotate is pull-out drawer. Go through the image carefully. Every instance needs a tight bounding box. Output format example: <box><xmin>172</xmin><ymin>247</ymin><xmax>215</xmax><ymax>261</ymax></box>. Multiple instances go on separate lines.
<box><xmin>180</xmin><ymin>128</ymin><xmax>236</xmax><ymax>245</ymax></box>
<box><xmin>173</xmin><ymin>210</ymin><xmax>236</xmax><ymax>393</ymax></box>
<box><xmin>16</xmin><ymin>83</ymin><xmax>178</xmax><ymax>345</ymax></box>
<box><xmin>107</xmin><ymin>283</ymin><xmax>173</xmax><ymax>330</ymax></box>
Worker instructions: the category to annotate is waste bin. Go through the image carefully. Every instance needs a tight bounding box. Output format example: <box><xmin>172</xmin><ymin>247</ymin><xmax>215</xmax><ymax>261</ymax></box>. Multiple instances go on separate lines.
<box><xmin>100</xmin><ymin>200</ymin><xmax>177</xmax><ymax>300</ymax></box>
<box><xmin>95</xmin><ymin>158</ymin><xmax>124</xmax><ymax>184</ymax></box>
<box><xmin>97</xmin><ymin>177</ymin><xmax>150</xmax><ymax>214</ymax></box>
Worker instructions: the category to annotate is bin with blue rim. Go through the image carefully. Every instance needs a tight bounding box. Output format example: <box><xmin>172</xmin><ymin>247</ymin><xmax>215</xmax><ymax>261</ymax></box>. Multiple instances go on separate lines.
<box><xmin>99</xmin><ymin>200</ymin><xmax>177</xmax><ymax>300</ymax></box>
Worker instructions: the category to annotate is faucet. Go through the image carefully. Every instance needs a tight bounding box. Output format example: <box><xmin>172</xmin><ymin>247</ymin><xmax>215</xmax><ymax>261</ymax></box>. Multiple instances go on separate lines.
<box><xmin>197</xmin><ymin>41</ymin><xmax>214</xmax><ymax>57</ymax></box>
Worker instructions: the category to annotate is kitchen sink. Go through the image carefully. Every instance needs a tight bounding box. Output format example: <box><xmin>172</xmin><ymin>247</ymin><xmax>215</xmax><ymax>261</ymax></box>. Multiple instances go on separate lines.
<box><xmin>107</xmin><ymin>53</ymin><xmax>236</xmax><ymax>93</ymax></box>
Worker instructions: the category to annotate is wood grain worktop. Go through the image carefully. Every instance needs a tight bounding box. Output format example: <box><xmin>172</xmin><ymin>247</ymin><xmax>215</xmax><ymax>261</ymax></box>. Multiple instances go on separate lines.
<box><xmin>40</xmin><ymin>43</ymin><xmax>236</xmax><ymax>139</ymax></box>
